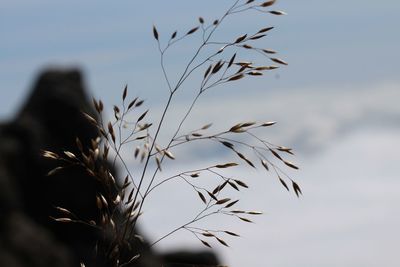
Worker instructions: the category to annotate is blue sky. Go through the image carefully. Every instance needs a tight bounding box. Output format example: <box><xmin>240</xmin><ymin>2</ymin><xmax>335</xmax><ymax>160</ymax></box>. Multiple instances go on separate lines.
<box><xmin>1</xmin><ymin>1</ymin><xmax>400</xmax><ymax>266</ymax></box>
<box><xmin>2</xmin><ymin>0</ymin><xmax>400</xmax><ymax>118</ymax></box>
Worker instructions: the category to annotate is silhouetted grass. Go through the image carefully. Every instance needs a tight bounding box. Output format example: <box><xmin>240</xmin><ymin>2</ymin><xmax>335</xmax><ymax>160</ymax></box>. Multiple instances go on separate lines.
<box><xmin>43</xmin><ymin>1</ymin><xmax>300</xmax><ymax>266</ymax></box>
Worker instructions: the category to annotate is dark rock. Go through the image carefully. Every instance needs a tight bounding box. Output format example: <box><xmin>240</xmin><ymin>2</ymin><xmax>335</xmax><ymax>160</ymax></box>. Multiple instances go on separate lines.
<box><xmin>0</xmin><ymin>68</ymin><xmax>220</xmax><ymax>267</ymax></box>
<box><xmin>162</xmin><ymin>251</ymin><xmax>220</xmax><ymax>267</ymax></box>
<box><xmin>0</xmin><ymin>212</ymin><xmax>74</xmax><ymax>267</ymax></box>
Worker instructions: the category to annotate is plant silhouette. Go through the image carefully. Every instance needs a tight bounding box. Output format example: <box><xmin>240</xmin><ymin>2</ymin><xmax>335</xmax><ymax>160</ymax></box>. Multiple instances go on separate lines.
<box><xmin>44</xmin><ymin>1</ymin><xmax>301</xmax><ymax>266</ymax></box>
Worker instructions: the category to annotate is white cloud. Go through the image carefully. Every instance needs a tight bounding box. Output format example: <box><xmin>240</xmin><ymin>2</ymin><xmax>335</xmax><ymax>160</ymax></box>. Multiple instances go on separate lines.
<box><xmin>116</xmin><ymin>82</ymin><xmax>400</xmax><ymax>267</ymax></box>
<box><xmin>149</xmin><ymin>81</ymin><xmax>400</xmax><ymax>159</ymax></box>
<box><xmin>139</xmin><ymin>129</ymin><xmax>400</xmax><ymax>267</ymax></box>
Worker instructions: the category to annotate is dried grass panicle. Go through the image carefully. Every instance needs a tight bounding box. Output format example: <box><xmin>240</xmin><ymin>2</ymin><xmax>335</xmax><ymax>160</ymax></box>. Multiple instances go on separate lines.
<box><xmin>45</xmin><ymin>1</ymin><xmax>300</xmax><ymax>265</ymax></box>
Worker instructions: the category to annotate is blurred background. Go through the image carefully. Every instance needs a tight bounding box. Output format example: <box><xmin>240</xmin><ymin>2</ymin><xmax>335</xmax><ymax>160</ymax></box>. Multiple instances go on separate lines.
<box><xmin>1</xmin><ymin>0</ymin><xmax>399</xmax><ymax>266</ymax></box>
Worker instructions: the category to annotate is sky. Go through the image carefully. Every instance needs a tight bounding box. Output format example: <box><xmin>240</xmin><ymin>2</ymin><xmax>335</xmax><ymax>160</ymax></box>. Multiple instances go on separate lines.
<box><xmin>1</xmin><ymin>0</ymin><xmax>400</xmax><ymax>266</ymax></box>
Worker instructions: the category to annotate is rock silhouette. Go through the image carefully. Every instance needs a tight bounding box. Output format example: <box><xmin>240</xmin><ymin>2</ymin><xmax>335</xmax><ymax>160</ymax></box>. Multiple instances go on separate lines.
<box><xmin>0</xmin><ymin>69</ymin><xmax>219</xmax><ymax>267</ymax></box>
